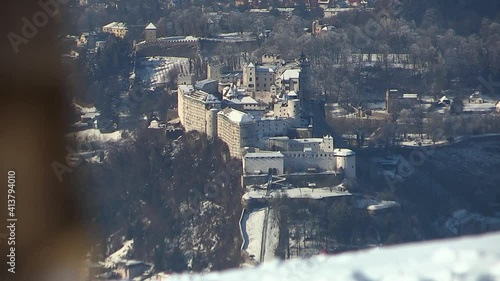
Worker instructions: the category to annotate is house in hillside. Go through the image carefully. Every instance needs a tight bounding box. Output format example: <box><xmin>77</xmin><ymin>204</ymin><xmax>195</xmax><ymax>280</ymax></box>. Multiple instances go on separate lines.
<box><xmin>437</xmin><ymin>95</ymin><xmax>451</xmax><ymax>107</ymax></box>
<box><xmin>102</xmin><ymin>22</ymin><xmax>128</xmax><ymax>38</ymax></box>
<box><xmin>81</xmin><ymin>112</ymin><xmax>100</xmax><ymax>125</ymax></box>
<box><xmin>469</xmin><ymin>92</ymin><xmax>484</xmax><ymax>104</ymax></box>
<box><xmin>311</xmin><ymin>20</ymin><xmax>334</xmax><ymax>35</ymax></box>
<box><xmin>115</xmin><ymin>260</ymin><xmax>152</xmax><ymax>280</ymax></box>
<box><xmin>385</xmin><ymin>89</ymin><xmax>420</xmax><ymax>114</ymax></box>
<box><xmin>318</xmin><ymin>0</ymin><xmax>331</xmax><ymax>9</ymax></box>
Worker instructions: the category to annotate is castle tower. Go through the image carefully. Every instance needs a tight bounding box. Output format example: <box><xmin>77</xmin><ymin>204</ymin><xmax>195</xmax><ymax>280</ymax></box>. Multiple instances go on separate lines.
<box><xmin>206</xmin><ymin>107</ymin><xmax>219</xmax><ymax>139</ymax></box>
<box><xmin>243</xmin><ymin>62</ymin><xmax>256</xmax><ymax>90</ymax></box>
<box><xmin>299</xmin><ymin>52</ymin><xmax>311</xmax><ymax>101</ymax></box>
<box><xmin>320</xmin><ymin>135</ymin><xmax>334</xmax><ymax>152</ymax></box>
<box><xmin>334</xmin><ymin>149</ymin><xmax>356</xmax><ymax>179</ymax></box>
<box><xmin>312</xmin><ymin>20</ymin><xmax>322</xmax><ymax>36</ymax></box>
<box><xmin>207</xmin><ymin>62</ymin><xmax>221</xmax><ymax>81</ymax></box>
<box><xmin>385</xmin><ymin>89</ymin><xmax>399</xmax><ymax>113</ymax></box>
<box><xmin>145</xmin><ymin>23</ymin><xmax>157</xmax><ymax>43</ymax></box>
<box><xmin>288</xmin><ymin>99</ymin><xmax>301</xmax><ymax>127</ymax></box>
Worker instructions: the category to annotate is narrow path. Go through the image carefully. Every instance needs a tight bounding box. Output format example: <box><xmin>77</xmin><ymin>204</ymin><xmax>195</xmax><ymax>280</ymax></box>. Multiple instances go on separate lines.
<box><xmin>259</xmin><ymin>207</ymin><xmax>270</xmax><ymax>263</ymax></box>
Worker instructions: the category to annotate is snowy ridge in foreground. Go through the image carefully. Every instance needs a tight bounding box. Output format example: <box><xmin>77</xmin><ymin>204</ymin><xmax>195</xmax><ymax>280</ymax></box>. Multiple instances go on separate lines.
<box><xmin>171</xmin><ymin>232</ymin><xmax>500</xmax><ymax>281</ymax></box>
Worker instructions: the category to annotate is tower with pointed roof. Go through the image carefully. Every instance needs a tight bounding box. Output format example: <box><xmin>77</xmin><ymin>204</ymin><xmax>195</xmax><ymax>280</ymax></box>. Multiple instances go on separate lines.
<box><xmin>243</xmin><ymin>62</ymin><xmax>256</xmax><ymax>91</ymax></box>
<box><xmin>145</xmin><ymin>23</ymin><xmax>157</xmax><ymax>43</ymax></box>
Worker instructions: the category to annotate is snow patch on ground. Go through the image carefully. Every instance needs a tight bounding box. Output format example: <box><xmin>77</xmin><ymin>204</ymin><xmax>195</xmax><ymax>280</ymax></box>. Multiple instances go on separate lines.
<box><xmin>135</xmin><ymin>56</ymin><xmax>190</xmax><ymax>87</ymax></box>
<box><xmin>74</xmin><ymin>104</ymin><xmax>98</xmax><ymax>114</ymax></box>
<box><xmin>264</xmin><ymin>209</ymin><xmax>279</xmax><ymax>263</ymax></box>
<box><xmin>103</xmin><ymin>240</ymin><xmax>134</xmax><ymax>268</ymax></box>
<box><xmin>243</xmin><ymin>187</ymin><xmax>351</xmax><ymax>201</ymax></box>
<box><xmin>66</xmin><ymin>128</ymin><xmax>126</xmax><ymax>143</ymax></box>
<box><xmin>243</xmin><ymin>209</ymin><xmax>266</xmax><ymax>262</ymax></box>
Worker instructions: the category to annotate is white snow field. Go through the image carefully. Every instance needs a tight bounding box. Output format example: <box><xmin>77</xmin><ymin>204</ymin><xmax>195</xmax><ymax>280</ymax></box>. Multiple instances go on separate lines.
<box><xmin>169</xmin><ymin>232</ymin><xmax>500</xmax><ymax>281</ymax></box>
<box><xmin>243</xmin><ymin>208</ymin><xmax>266</xmax><ymax>262</ymax></box>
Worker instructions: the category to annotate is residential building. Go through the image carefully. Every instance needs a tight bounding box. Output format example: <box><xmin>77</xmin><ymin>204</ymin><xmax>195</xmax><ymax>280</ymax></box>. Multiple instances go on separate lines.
<box><xmin>318</xmin><ymin>0</ymin><xmax>331</xmax><ymax>9</ymax></box>
<box><xmin>385</xmin><ymin>89</ymin><xmax>419</xmax><ymax>114</ymax></box>
<box><xmin>115</xmin><ymin>261</ymin><xmax>151</xmax><ymax>280</ymax></box>
<box><xmin>279</xmin><ymin>69</ymin><xmax>301</xmax><ymax>93</ymax></box>
<box><xmin>243</xmin><ymin>62</ymin><xmax>277</xmax><ymax>92</ymax></box>
<box><xmin>312</xmin><ymin>20</ymin><xmax>324</xmax><ymax>35</ymax></box>
<box><xmin>102</xmin><ymin>22</ymin><xmax>128</xmax><ymax>38</ymax></box>
<box><xmin>469</xmin><ymin>92</ymin><xmax>484</xmax><ymax>104</ymax></box>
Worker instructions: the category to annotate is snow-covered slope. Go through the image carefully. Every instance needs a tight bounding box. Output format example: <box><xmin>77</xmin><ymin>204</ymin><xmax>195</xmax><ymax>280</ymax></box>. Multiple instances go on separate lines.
<box><xmin>170</xmin><ymin>232</ymin><xmax>500</xmax><ymax>281</ymax></box>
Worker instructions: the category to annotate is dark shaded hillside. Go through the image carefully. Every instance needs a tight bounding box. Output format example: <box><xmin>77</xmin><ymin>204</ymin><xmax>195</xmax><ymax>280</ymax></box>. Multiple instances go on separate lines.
<box><xmin>75</xmin><ymin>130</ymin><xmax>243</xmax><ymax>272</ymax></box>
<box><xmin>394</xmin><ymin>0</ymin><xmax>500</xmax><ymax>34</ymax></box>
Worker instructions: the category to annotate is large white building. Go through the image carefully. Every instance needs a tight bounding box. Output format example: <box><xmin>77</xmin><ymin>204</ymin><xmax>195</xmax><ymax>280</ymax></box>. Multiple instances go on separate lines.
<box><xmin>242</xmin><ymin>62</ymin><xmax>277</xmax><ymax>92</ymax></box>
<box><xmin>217</xmin><ymin>108</ymin><xmax>256</xmax><ymax>158</ymax></box>
<box><xmin>243</xmin><ymin>151</ymin><xmax>284</xmax><ymax>175</ymax></box>
<box><xmin>177</xmin><ymin>55</ymin><xmax>315</xmax><ymax>159</ymax></box>
<box><xmin>177</xmin><ymin>85</ymin><xmax>221</xmax><ymax>136</ymax></box>
<box><xmin>243</xmin><ymin>136</ymin><xmax>356</xmax><ymax>178</ymax></box>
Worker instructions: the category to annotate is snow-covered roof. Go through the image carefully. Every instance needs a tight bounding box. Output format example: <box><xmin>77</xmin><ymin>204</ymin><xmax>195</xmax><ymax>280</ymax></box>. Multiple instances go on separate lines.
<box><xmin>247</xmin><ymin>62</ymin><xmax>255</xmax><ymax>68</ymax></box>
<box><xmin>439</xmin><ymin>95</ymin><xmax>450</xmax><ymax>102</ymax></box>
<box><xmin>470</xmin><ymin>91</ymin><xmax>483</xmax><ymax>99</ymax></box>
<box><xmin>334</xmin><ymin>148</ymin><xmax>355</xmax><ymax>156</ymax></box>
<box><xmin>289</xmin><ymin>138</ymin><xmax>324</xmax><ymax>144</ymax></box>
<box><xmin>145</xmin><ymin>23</ymin><xmax>156</xmax><ymax>30</ymax></box>
<box><xmin>280</xmin><ymin>69</ymin><xmax>301</xmax><ymax>80</ymax></box>
<box><xmin>103</xmin><ymin>22</ymin><xmax>127</xmax><ymax>30</ymax></box>
<box><xmin>244</xmin><ymin>151</ymin><xmax>284</xmax><ymax>159</ymax></box>
<box><xmin>178</xmin><ymin>84</ymin><xmax>194</xmax><ymax>94</ymax></box>
<box><xmin>255</xmin><ymin>66</ymin><xmax>275</xmax><ymax>73</ymax></box>
<box><xmin>103</xmin><ymin>240</ymin><xmax>134</xmax><ymax>268</ymax></box>
<box><xmin>243</xmin><ymin>187</ymin><xmax>351</xmax><ymax>201</ymax></box>
<box><xmin>148</xmin><ymin>120</ymin><xmax>160</xmax><ymax>129</ymax></box>
<box><xmin>218</xmin><ymin>107</ymin><xmax>255</xmax><ymax>124</ymax></box>
<box><xmin>287</xmin><ymin>91</ymin><xmax>298</xmax><ymax>98</ymax></box>
<box><xmin>184</xmin><ymin>90</ymin><xmax>220</xmax><ymax>104</ymax></box>
<box><xmin>195</xmin><ymin>79</ymin><xmax>217</xmax><ymax>88</ymax></box>
<box><xmin>403</xmin><ymin>93</ymin><xmax>418</xmax><ymax>99</ymax></box>
<box><xmin>81</xmin><ymin>112</ymin><xmax>100</xmax><ymax>119</ymax></box>
<box><xmin>367</xmin><ymin>201</ymin><xmax>401</xmax><ymax>211</ymax></box>
<box><xmin>225</xmin><ymin>95</ymin><xmax>259</xmax><ymax>105</ymax></box>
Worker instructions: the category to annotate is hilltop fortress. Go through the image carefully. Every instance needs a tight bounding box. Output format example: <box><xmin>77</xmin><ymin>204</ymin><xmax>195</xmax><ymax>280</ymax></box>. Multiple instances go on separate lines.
<box><xmin>134</xmin><ymin>23</ymin><xmax>258</xmax><ymax>58</ymax></box>
<box><xmin>176</xmin><ymin>51</ymin><xmax>356</xmax><ymax>181</ymax></box>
